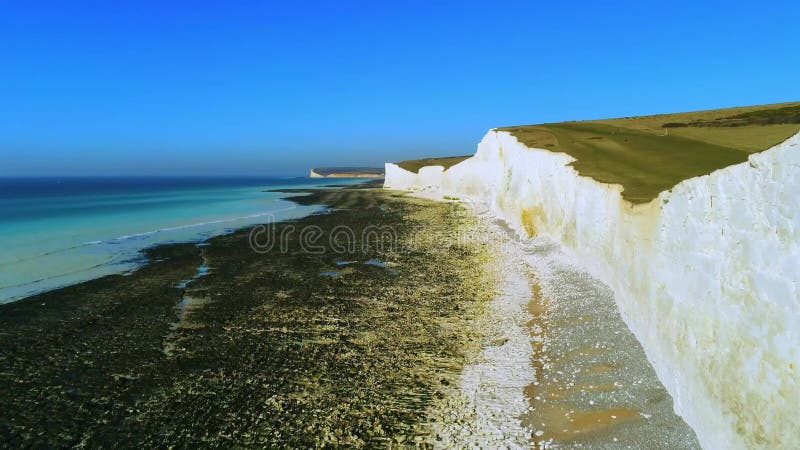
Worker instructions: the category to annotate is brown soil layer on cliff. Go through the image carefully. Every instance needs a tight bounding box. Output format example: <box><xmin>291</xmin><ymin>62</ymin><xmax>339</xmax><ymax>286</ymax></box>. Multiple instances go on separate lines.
<box><xmin>0</xmin><ymin>186</ymin><xmax>493</xmax><ymax>447</ymax></box>
<box><xmin>498</xmin><ymin>101</ymin><xmax>800</xmax><ymax>203</ymax></box>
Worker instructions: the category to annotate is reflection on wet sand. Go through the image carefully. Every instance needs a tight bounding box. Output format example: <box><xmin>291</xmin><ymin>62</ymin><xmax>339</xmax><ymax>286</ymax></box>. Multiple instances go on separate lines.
<box><xmin>522</xmin><ymin>281</ymin><xmax>643</xmax><ymax>446</ymax></box>
<box><xmin>537</xmin><ymin>405</ymin><xmax>641</xmax><ymax>442</ymax></box>
<box><xmin>519</xmin><ymin>241</ymin><xmax>700</xmax><ymax>449</ymax></box>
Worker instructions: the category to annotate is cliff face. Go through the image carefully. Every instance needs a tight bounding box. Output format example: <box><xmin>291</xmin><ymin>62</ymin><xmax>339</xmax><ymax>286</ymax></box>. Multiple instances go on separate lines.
<box><xmin>384</xmin><ymin>129</ymin><xmax>800</xmax><ymax>450</ymax></box>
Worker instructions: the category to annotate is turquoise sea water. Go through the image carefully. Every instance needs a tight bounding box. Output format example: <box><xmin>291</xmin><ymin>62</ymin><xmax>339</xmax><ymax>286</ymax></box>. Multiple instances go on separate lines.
<box><xmin>0</xmin><ymin>177</ymin><xmax>362</xmax><ymax>303</ymax></box>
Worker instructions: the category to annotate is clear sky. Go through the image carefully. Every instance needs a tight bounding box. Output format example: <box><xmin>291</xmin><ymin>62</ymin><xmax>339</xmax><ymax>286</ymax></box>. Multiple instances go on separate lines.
<box><xmin>1</xmin><ymin>1</ymin><xmax>798</xmax><ymax>176</ymax></box>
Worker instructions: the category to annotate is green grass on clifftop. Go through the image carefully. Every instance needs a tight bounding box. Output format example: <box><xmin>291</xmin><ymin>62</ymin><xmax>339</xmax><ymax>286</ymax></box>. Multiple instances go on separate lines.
<box><xmin>498</xmin><ymin>102</ymin><xmax>800</xmax><ymax>203</ymax></box>
<box><xmin>396</xmin><ymin>156</ymin><xmax>472</xmax><ymax>174</ymax></box>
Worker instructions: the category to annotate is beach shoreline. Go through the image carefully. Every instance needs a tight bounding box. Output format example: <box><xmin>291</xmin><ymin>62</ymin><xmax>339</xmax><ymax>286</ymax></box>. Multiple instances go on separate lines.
<box><xmin>0</xmin><ymin>183</ymin><xmax>499</xmax><ymax>447</ymax></box>
<box><xmin>1</xmin><ymin>181</ymin><xmax>702</xmax><ymax>448</ymax></box>
<box><xmin>0</xmin><ymin>177</ymin><xmax>363</xmax><ymax>304</ymax></box>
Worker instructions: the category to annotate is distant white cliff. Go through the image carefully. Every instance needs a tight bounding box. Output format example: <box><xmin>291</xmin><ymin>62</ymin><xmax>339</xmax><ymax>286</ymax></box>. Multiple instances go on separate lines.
<box><xmin>385</xmin><ymin>129</ymin><xmax>800</xmax><ymax>450</ymax></box>
<box><xmin>309</xmin><ymin>167</ymin><xmax>384</xmax><ymax>178</ymax></box>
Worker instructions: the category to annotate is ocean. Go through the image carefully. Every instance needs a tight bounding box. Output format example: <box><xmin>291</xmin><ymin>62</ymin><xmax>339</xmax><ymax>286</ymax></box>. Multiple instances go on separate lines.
<box><xmin>0</xmin><ymin>176</ymin><xmax>363</xmax><ymax>303</ymax></box>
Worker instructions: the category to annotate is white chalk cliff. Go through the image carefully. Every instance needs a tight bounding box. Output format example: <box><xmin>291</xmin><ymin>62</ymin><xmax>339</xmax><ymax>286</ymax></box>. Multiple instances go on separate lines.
<box><xmin>384</xmin><ymin>129</ymin><xmax>800</xmax><ymax>450</ymax></box>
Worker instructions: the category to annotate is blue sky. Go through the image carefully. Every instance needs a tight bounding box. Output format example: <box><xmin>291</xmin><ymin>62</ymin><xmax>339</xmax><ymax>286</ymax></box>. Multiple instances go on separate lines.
<box><xmin>1</xmin><ymin>1</ymin><xmax>798</xmax><ymax>176</ymax></box>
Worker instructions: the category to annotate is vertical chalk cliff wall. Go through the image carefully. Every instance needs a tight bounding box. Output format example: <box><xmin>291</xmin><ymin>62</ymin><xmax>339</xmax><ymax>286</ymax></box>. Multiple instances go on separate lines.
<box><xmin>385</xmin><ymin>130</ymin><xmax>800</xmax><ymax>450</ymax></box>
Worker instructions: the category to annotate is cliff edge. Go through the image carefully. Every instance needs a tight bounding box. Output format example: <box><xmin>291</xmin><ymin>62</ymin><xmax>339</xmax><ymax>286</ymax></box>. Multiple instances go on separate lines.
<box><xmin>385</xmin><ymin>102</ymin><xmax>800</xmax><ymax>450</ymax></box>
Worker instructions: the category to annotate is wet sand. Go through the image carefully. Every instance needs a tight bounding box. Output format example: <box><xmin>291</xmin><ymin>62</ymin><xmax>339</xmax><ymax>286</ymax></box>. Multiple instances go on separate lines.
<box><xmin>499</xmin><ymin>217</ymin><xmax>701</xmax><ymax>449</ymax></box>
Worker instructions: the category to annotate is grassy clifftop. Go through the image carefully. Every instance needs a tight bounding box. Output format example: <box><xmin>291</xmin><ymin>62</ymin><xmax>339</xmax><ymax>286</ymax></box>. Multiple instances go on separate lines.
<box><xmin>498</xmin><ymin>102</ymin><xmax>800</xmax><ymax>203</ymax></box>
